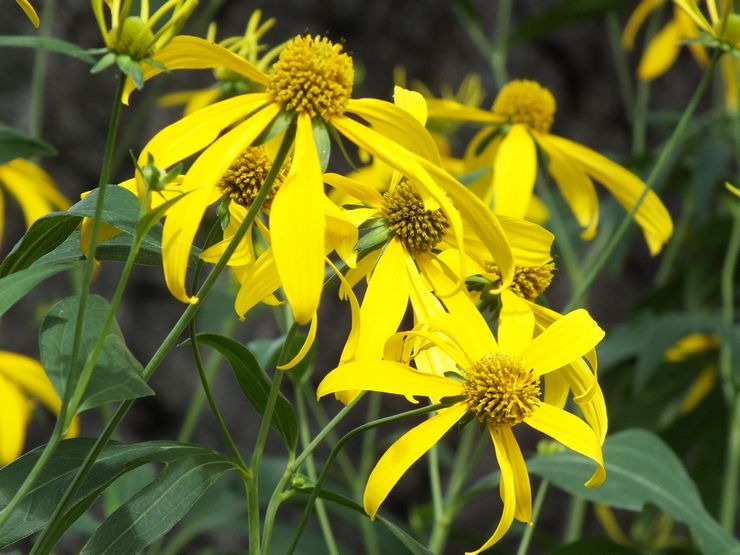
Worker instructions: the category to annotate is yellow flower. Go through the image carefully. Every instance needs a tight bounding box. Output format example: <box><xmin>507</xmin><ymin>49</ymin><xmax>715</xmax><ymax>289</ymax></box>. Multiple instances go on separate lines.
<box><xmin>0</xmin><ymin>351</ymin><xmax>75</xmax><ymax>465</ymax></box>
<box><xmin>665</xmin><ymin>333</ymin><xmax>720</xmax><ymax>413</ymax></box>
<box><xmin>674</xmin><ymin>0</ymin><xmax>740</xmax><ymax>50</ymax></box>
<box><xmin>91</xmin><ymin>0</ymin><xmax>197</xmax><ymax>61</ymax></box>
<box><xmin>0</xmin><ymin>158</ymin><xmax>70</xmax><ymax>245</ymax></box>
<box><xmin>125</xmin><ymin>37</ymin><xmax>515</xmax><ymax>325</ymax></box>
<box><xmin>15</xmin><ymin>0</ymin><xmax>39</xmax><ymax>27</ymax></box>
<box><xmin>158</xmin><ymin>10</ymin><xmax>285</xmax><ymax>115</ymax></box>
<box><xmin>427</xmin><ymin>79</ymin><xmax>674</xmax><ymax>255</ymax></box>
<box><xmin>317</xmin><ymin>296</ymin><xmax>606</xmax><ymax>554</ymax></box>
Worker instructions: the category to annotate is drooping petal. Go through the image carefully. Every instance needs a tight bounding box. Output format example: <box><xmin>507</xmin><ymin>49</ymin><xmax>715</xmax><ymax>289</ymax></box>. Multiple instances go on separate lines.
<box><xmin>491</xmin><ymin>124</ymin><xmax>538</xmax><ymax>219</ymax></box>
<box><xmin>122</xmin><ymin>35</ymin><xmax>269</xmax><ymax>104</ymax></box>
<box><xmin>466</xmin><ymin>426</ymin><xmax>517</xmax><ymax>554</ymax></box>
<box><xmin>525</xmin><ymin>402</ymin><xmax>606</xmax><ymax>486</ymax></box>
<box><xmin>638</xmin><ymin>20</ymin><xmax>683</xmax><ymax>81</ymax></box>
<box><xmin>348</xmin><ymin>98</ymin><xmax>441</xmax><ymax>164</ymax></box>
<box><xmin>162</xmin><ymin>104</ymin><xmax>280</xmax><ymax>303</ymax></box>
<box><xmin>4</xmin><ymin>159</ymin><xmax>69</xmax><ymax>210</ymax></box>
<box><xmin>323</xmin><ymin>172</ymin><xmax>384</xmax><ymax>206</ymax></box>
<box><xmin>270</xmin><ymin>113</ymin><xmax>325</xmax><ymax>325</ymax></box>
<box><xmin>498</xmin><ymin>290</ymin><xmax>535</xmax><ymax>357</ymax></box>
<box><xmin>564</xmin><ymin>358</ymin><xmax>609</xmax><ymax>443</ymax></box>
<box><xmin>0</xmin><ymin>374</ymin><xmax>30</xmax><ymax>465</ymax></box>
<box><xmin>139</xmin><ymin>94</ymin><xmax>269</xmax><ymax>178</ymax></box>
<box><xmin>277</xmin><ymin>313</ymin><xmax>318</xmax><ymax>370</ymax></box>
<box><xmin>392</xmin><ymin>86</ymin><xmax>428</xmax><ymax>125</ymax></box>
<box><xmin>0</xmin><ymin>163</ymin><xmax>53</xmax><ymax>227</ymax></box>
<box><xmin>543</xmin><ymin>372</ymin><xmax>570</xmax><ymax>409</ymax></box>
<box><xmin>497</xmin><ymin>426</ymin><xmax>532</xmax><ymax>523</ymax></box>
<box><xmin>622</xmin><ymin>0</ymin><xmax>666</xmax><ymax>49</ymax></box>
<box><xmin>318</xmin><ymin>361</ymin><xmax>464</xmax><ymax>400</ymax></box>
<box><xmin>364</xmin><ymin>404</ymin><xmax>467</xmax><ymax>518</ymax></box>
<box><xmin>426</xmin><ymin>98</ymin><xmax>505</xmax><ymax>125</ymax></box>
<box><xmin>15</xmin><ymin>0</ymin><xmax>39</xmax><ymax>27</ymax></box>
<box><xmin>423</xmin><ymin>311</ymin><xmax>497</xmax><ymax>363</ymax></box>
<box><xmin>536</xmin><ymin>134</ymin><xmax>599</xmax><ymax>240</ymax></box>
<box><xmin>522</xmin><ymin>309</ymin><xmax>604</xmax><ymax>376</ymax></box>
<box><xmin>0</xmin><ymin>352</ymin><xmax>61</xmax><ymax>414</ymax></box>
<box><xmin>496</xmin><ymin>214</ymin><xmax>554</xmax><ymax>266</ymax></box>
<box><xmin>235</xmin><ymin>249</ymin><xmax>281</xmax><ymax>318</ymax></box>
<box><xmin>544</xmin><ymin>135</ymin><xmax>673</xmax><ymax>255</ymax></box>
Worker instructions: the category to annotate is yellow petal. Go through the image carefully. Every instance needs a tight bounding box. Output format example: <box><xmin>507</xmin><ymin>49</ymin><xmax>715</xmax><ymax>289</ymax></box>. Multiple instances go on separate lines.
<box><xmin>423</xmin><ymin>311</ymin><xmax>497</xmax><ymax>363</ymax></box>
<box><xmin>3</xmin><ymin>159</ymin><xmax>69</xmax><ymax>210</ymax></box>
<box><xmin>522</xmin><ymin>309</ymin><xmax>604</xmax><ymax>376</ymax></box>
<box><xmin>0</xmin><ymin>373</ymin><xmax>30</xmax><ymax>465</ymax></box>
<box><xmin>492</xmin><ymin>125</ymin><xmax>538</xmax><ymax>219</ymax></box>
<box><xmin>564</xmin><ymin>359</ymin><xmax>609</xmax><ymax>443</ymax></box>
<box><xmin>123</xmin><ymin>35</ymin><xmax>269</xmax><ymax>104</ymax></box>
<box><xmin>363</xmin><ymin>404</ymin><xmax>467</xmax><ymax>518</ymax></box>
<box><xmin>498</xmin><ymin>290</ymin><xmax>535</xmax><ymax>357</ymax></box>
<box><xmin>162</xmin><ymin>104</ymin><xmax>280</xmax><ymax>303</ymax></box>
<box><xmin>277</xmin><ymin>313</ymin><xmax>318</xmax><ymax>370</ymax></box>
<box><xmin>200</xmin><ymin>204</ymin><xmax>255</xmax><ymax>266</ymax></box>
<box><xmin>0</xmin><ymin>352</ymin><xmax>61</xmax><ymax>414</ymax></box>
<box><xmin>536</xmin><ymin>135</ymin><xmax>599</xmax><ymax>240</ymax></box>
<box><xmin>544</xmin><ymin>372</ymin><xmax>570</xmax><ymax>409</ymax></box>
<box><xmin>426</xmin><ymin>98</ymin><xmax>504</xmax><ymax>125</ymax></box>
<box><xmin>0</xmin><ymin>163</ymin><xmax>54</xmax><ymax>227</ymax></box>
<box><xmin>544</xmin><ymin>135</ymin><xmax>673</xmax><ymax>255</ymax></box>
<box><xmin>497</xmin><ymin>426</ymin><xmax>532</xmax><ymax>523</ymax></box>
<box><xmin>496</xmin><ymin>215</ymin><xmax>554</xmax><ymax>266</ymax></box>
<box><xmin>638</xmin><ymin>20</ymin><xmax>683</xmax><ymax>81</ymax></box>
<box><xmin>15</xmin><ymin>0</ymin><xmax>39</xmax><ymax>27</ymax></box>
<box><xmin>235</xmin><ymin>249</ymin><xmax>281</xmax><ymax>318</ymax></box>
<box><xmin>466</xmin><ymin>426</ymin><xmax>517</xmax><ymax>554</ymax></box>
<box><xmin>317</xmin><ymin>361</ymin><xmax>464</xmax><ymax>400</ymax></box>
<box><xmin>323</xmin><ymin>173</ymin><xmax>384</xmax><ymax>206</ymax></box>
<box><xmin>525</xmin><ymin>403</ymin><xmax>606</xmax><ymax>487</ymax></box>
<box><xmin>393</xmin><ymin>86</ymin><xmax>428</xmax><ymax>125</ymax></box>
<box><xmin>347</xmin><ymin>98</ymin><xmax>441</xmax><ymax>164</ymax></box>
<box><xmin>622</xmin><ymin>0</ymin><xmax>666</xmax><ymax>49</ymax></box>
<box><xmin>270</xmin><ymin>113</ymin><xmax>325</xmax><ymax>325</ymax></box>
<box><xmin>139</xmin><ymin>94</ymin><xmax>269</xmax><ymax>179</ymax></box>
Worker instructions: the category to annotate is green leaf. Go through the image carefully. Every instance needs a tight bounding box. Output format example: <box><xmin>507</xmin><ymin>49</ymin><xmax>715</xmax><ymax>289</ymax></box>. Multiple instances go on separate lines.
<box><xmin>0</xmin><ymin>35</ymin><xmax>94</xmax><ymax>63</ymax></box>
<box><xmin>293</xmin><ymin>485</ymin><xmax>433</xmax><ymax>555</ymax></box>
<box><xmin>0</xmin><ymin>263</ymin><xmax>72</xmax><ymax>316</ymax></box>
<box><xmin>527</xmin><ymin>429</ymin><xmax>740</xmax><ymax>555</ymax></box>
<box><xmin>0</xmin><ymin>439</ymin><xmax>228</xmax><ymax>547</ymax></box>
<box><xmin>312</xmin><ymin>118</ymin><xmax>332</xmax><ymax>172</ymax></box>
<box><xmin>80</xmin><ymin>453</ymin><xmax>233</xmax><ymax>555</ymax></box>
<box><xmin>39</xmin><ymin>295</ymin><xmax>153</xmax><ymax>413</ymax></box>
<box><xmin>0</xmin><ymin>213</ymin><xmax>81</xmax><ymax>277</ymax></box>
<box><xmin>0</xmin><ymin>126</ymin><xmax>57</xmax><ymax>165</ymax></box>
<box><xmin>192</xmin><ymin>333</ymin><xmax>298</xmax><ymax>451</ymax></box>
<box><xmin>90</xmin><ymin>52</ymin><xmax>117</xmax><ymax>74</ymax></box>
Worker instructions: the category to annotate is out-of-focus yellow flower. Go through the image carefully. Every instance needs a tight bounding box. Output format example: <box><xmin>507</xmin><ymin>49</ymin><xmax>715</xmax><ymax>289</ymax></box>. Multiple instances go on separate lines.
<box><xmin>726</xmin><ymin>182</ymin><xmax>740</xmax><ymax>196</ymax></box>
<box><xmin>428</xmin><ymin>79</ymin><xmax>674</xmax><ymax>254</ymax></box>
<box><xmin>674</xmin><ymin>0</ymin><xmax>740</xmax><ymax>50</ymax></box>
<box><xmin>318</xmin><ymin>294</ymin><xmax>606</xmax><ymax>554</ymax></box>
<box><xmin>0</xmin><ymin>158</ymin><xmax>70</xmax><ymax>245</ymax></box>
<box><xmin>125</xmin><ymin>33</ymin><xmax>515</xmax><ymax>325</ymax></box>
<box><xmin>158</xmin><ymin>10</ymin><xmax>285</xmax><ymax>115</ymax></box>
<box><xmin>665</xmin><ymin>333</ymin><xmax>720</xmax><ymax>413</ymax></box>
<box><xmin>91</xmin><ymin>0</ymin><xmax>198</xmax><ymax>61</ymax></box>
<box><xmin>0</xmin><ymin>352</ymin><xmax>76</xmax><ymax>465</ymax></box>
<box><xmin>15</xmin><ymin>0</ymin><xmax>39</xmax><ymax>27</ymax></box>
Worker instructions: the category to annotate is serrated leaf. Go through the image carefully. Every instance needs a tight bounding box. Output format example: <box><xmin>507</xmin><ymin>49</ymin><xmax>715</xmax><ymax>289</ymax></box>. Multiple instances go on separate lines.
<box><xmin>39</xmin><ymin>295</ymin><xmax>153</xmax><ymax>413</ymax></box>
<box><xmin>80</xmin><ymin>453</ymin><xmax>233</xmax><ymax>555</ymax></box>
<box><xmin>0</xmin><ymin>213</ymin><xmax>81</xmax><ymax>277</ymax></box>
<box><xmin>526</xmin><ymin>429</ymin><xmax>740</xmax><ymax>555</ymax></box>
<box><xmin>293</xmin><ymin>485</ymin><xmax>433</xmax><ymax>555</ymax></box>
<box><xmin>0</xmin><ymin>263</ymin><xmax>72</xmax><ymax>316</ymax></box>
<box><xmin>193</xmin><ymin>333</ymin><xmax>298</xmax><ymax>451</ymax></box>
<box><xmin>312</xmin><ymin>118</ymin><xmax>331</xmax><ymax>172</ymax></box>
<box><xmin>0</xmin><ymin>126</ymin><xmax>57</xmax><ymax>165</ymax></box>
<box><xmin>0</xmin><ymin>439</ymin><xmax>225</xmax><ymax>547</ymax></box>
<box><xmin>0</xmin><ymin>35</ymin><xmax>95</xmax><ymax>63</ymax></box>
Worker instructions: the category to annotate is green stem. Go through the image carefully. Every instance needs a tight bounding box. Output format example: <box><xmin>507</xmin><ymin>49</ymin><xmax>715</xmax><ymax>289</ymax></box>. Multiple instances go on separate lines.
<box><xmin>29</xmin><ymin>123</ymin><xmax>296</xmax><ymax>555</ymax></box>
<box><xmin>563</xmin><ymin>496</ymin><xmax>587</xmax><ymax>543</ymax></box>
<box><xmin>0</xmin><ymin>75</ymin><xmax>125</xmax><ymax>533</ymax></box>
<box><xmin>655</xmin><ymin>194</ymin><xmax>694</xmax><ymax>287</ymax></box>
<box><xmin>28</xmin><ymin>0</ymin><xmax>56</xmax><ymax>140</ymax></box>
<box><xmin>260</xmin><ymin>395</ymin><xmax>362</xmax><ymax>552</ymax></box>
<box><xmin>294</xmin><ymin>384</ymin><xmax>340</xmax><ymax>555</ymax></box>
<box><xmin>515</xmin><ymin>480</ymin><xmax>549</xmax><ymax>555</ymax></box>
<box><xmin>605</xmin><ymin>11</ymin><xmax>635</xmax><ymax>119</ymax></box>
<box><xmin>286</xmin><ymin>402</ymin><xmax>446</xmax><ymax>555</ymax></box>
<box><xmin>428</xmin><ymin>444</ymin><xmax>444</xmax><ymax>541</ymax></box>
<box><xmin>565</xmin><ymin>54</ymin><xmax>719</xmax><ymax>312</ymax></box>
<box><xmin>632</xmin><ymin>80</ymin><xmax>651</xmax><ymax>157</ymax></box>
<box><xmin>491</xmin><ymin>0</ymin><xmax>512</xmax><ymax>88</ymax></box>
<box><xmin>356</xmin><ymin>393</ymin><xmax>382</xmax><ymax>555</ymax></box>
<box><xmin>719</xmin><ymin>200</ymin><xmax>740</xmax><ymax>531</ymax></box>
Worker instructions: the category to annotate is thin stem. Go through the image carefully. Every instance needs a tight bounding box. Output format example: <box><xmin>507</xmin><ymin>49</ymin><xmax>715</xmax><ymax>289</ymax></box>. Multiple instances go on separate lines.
<box><xmin>565</xmin><ymin>54</ymin><xmax>719</xmax><ymax>312</ymax></box>
<box><xmin>29</xmin><ymin>124</ymin><xmax>297</xmax><ymax>555</ymax></box>
<box><xmin>356</xmin><ymin>393</ymin><xmax>382</xmax><ymax>555</ymax></box>
<box><xmin>632</xmin><ymin>80</ymin><xmax>651</xmax><ymax>157</ymax></box>
<box><xmin>428</xmin><ymin>444</ymin><xmax>444</xmax><ymax>541</ymax></box>
<box><xmin>605</xmin><ymin>11</ymin><xmax>635</xmax><ymax>118</ymax></box>
<box><xmin>719</xmin><ymin>200</ymin><xmax>740</xmax><ymax>530</ymax></box>
<box><xmin>0</xmin><ymin>75</ymin><xmax>125</xmax><ymax>532</ymax></box>
<box><xmin>286</xmin><ymin>403</ymin><xmax>446</xmax><ymax>555</ymax></box>
<box><xmin>260</xmin><ymin>395</ymin><xmax>362</xmax><ymax>552</ymax></box>
<box><xmin>655</xmin><ymin>194</ymin><xmax>694</xmax><ymax>286</ymax></box>
<box><xmin>28</xmin><ymin>0</ymin><xmax>57</xmax><ymax>140</ymax></box>
<box><xmin>492</xmin><ymin>0</ymin><xmax>513</xmax><ymax>88</ymax></box>
<box><xmin>515</xmin><ymin>480</ymin><xmax>549</xmax><ymax>555</ymax></box>
<box><xmin>563</xmin><ymin>496</ymin><xmax>587</xmax><ymax>543</ymax></box>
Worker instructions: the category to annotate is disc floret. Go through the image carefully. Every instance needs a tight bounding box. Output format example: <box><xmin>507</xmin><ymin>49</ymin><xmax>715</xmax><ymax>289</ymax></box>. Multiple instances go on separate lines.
<box><xmin>267</xmin><ymin>35</ymin><xmax>354</xmax><ymax>120</ymax></box>
<box><xmin>464</xmin><ymin>354</ymin><xmax>541</xmax><ymax>427</ymax></box>
<box><xmin>381</xmin><ymin>180</ymin><xmax>449</xmax><ymax>252</ymax></box>
<box><xmin>492</xmin><ymin>80</ymin><xmax>557</xmax><ymax>134</ymax></box>
<box><xmin>219</xmin><ymin>146</ymin><xmax>287</xmax><ymax>210</ymax></box>
<box><xmin>487</xmin><ymin>260</ymin><xmax>555</xmax><ymax>301</ymax></box>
